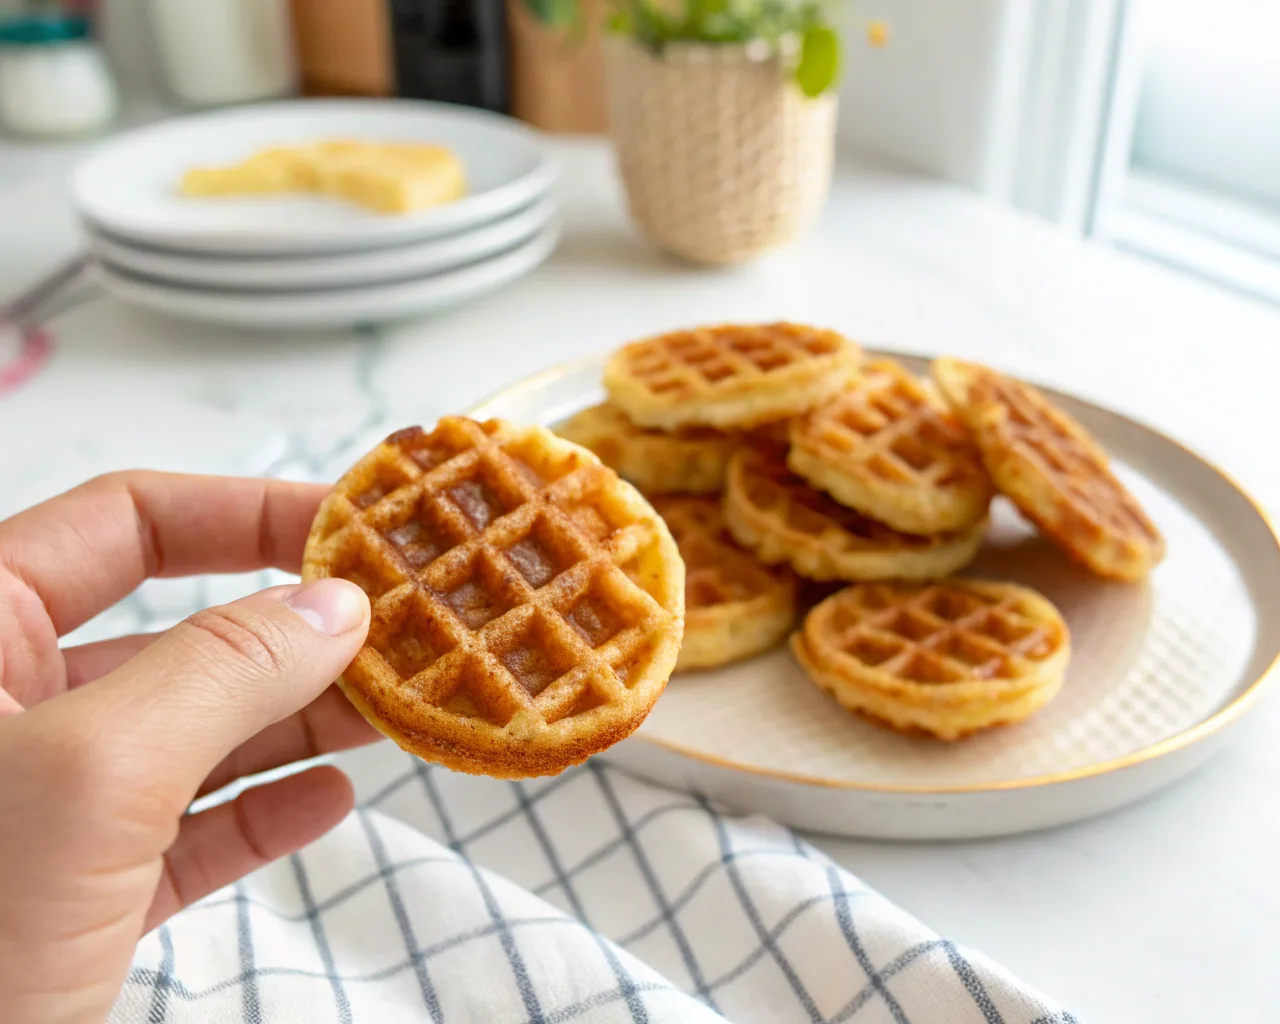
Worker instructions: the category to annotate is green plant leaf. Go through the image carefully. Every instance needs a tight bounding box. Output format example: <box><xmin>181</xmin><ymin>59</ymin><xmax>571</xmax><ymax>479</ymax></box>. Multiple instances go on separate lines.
<box><xmin>523</xmin><ymin>0</ymin><xmax>578</xmax><ymax>26</ymax></box>
<box><xmin>795</xmin><ymin>22</ymin><xmax>840</xmax><ymax>97</ymax></box>
<box><xmin>607</xmin><ymin>7</ymin><xmax>633</xmax><ymax>34</ymax></box>
<box><xmin>628</xmin><ymin>0</ymin><xmax>677</xmax><ymax>49</ymax></box>
<box><xmin>607</xmin><ymin>0</ymin><xmax>840</xmax><ymax>55</ymax></box>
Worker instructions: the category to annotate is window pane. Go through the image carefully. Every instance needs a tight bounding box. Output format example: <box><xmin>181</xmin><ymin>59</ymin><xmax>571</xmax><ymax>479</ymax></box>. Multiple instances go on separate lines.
<box><xmin>1130</xmin><ymin>0</ymin><xmax>1280</xmax><ymax>211</ymax></box>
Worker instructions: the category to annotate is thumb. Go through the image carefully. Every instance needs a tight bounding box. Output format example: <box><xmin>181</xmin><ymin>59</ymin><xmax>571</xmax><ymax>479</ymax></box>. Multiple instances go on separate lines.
<box><xmin>88</xmin><ymin>578</ymin><xmax>370</xmax><ymax>801</ymax></box>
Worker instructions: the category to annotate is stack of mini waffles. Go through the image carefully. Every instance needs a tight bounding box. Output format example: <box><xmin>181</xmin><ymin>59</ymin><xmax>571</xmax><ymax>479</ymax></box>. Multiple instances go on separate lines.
<box><xmin>559</xmin><ymin>322</ymin><xmax>1166</xmax><ymax>741</ymax></box>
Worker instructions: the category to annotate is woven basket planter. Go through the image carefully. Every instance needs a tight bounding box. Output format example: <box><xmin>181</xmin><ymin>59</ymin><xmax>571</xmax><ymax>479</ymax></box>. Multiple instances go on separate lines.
<box><xmin>604</xmin><ymin>36</ymin><xmax>837</xmax><ymax>264</ymax></box>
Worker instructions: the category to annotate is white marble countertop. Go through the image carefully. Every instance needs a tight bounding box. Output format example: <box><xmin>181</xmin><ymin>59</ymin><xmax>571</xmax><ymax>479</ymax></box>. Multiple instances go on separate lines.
<box><xmin>3</xmin><ymin>132</ymin><xmax>1280</xmax><ymax>1023</ymax></box>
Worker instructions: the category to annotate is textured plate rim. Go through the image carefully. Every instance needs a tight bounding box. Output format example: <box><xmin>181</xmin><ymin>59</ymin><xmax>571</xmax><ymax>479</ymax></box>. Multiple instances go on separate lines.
<box><xmin>467</xmin><ymin>350</ymin><xmax>1280</xmax><ymax>796</ymax></box>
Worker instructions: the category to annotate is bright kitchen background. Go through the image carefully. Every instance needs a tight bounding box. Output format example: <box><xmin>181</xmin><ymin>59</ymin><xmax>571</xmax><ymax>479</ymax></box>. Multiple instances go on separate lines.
<box><xmin>835</xmin><ymin>0</ymin><xmax>1280</xmax><ymax>307</ymax></box>
<box><xmin>4</xmin><ymin>0</ymin><xmax>1276</xmax><ymax>311</ymax></box>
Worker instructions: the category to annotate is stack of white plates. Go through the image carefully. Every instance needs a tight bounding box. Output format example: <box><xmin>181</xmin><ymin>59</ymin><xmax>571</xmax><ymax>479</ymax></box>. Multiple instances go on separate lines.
<box><xmin>70</xmin><ymin>100</ymin><xmax>561</xmax><ymax>331</ymax></box>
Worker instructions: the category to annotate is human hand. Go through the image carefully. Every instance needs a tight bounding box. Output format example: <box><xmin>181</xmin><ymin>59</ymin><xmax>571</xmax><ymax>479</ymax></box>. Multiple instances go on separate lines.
<box><xmin>0</xmin><ymin>472</ymin><xmax>378</xmax><ymax>1024</ymax></box>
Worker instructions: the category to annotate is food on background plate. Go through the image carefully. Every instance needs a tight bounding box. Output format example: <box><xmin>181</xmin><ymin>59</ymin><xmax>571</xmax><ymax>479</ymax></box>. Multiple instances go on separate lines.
<box><xmin>792</xmin><ymin>579</ymin><xmax>1071</xmax><ymax>741</ymax></box>
<box><xmin>931</xmin><ymin>357</ymin><xmax>1165</xmax><ymax>581</ymax></box>
<box><xmin>722</xmin><ymin>445</ymin><xmax>988</xmax><ymax>582</ymax></box>
<box><xmin>603</xmin><ymin>321</ymin><xmax>862</xmax><ymax>431</ymax></box>
<box><xmin>787</xmin><ymin>357</ymin><xmax>994</xmax><ymax>535</ymax></box>
<box><xmin>651</xmin><ymin>495</ymin><xmax>798</xmax><ymax>671</ymax></box>
<box><xmin>178</xmin><ymin>138</ymin><xmax>467</xmax><ymax>214</ymax></box>
<box><xmin>300</xmin><ymin>416</ymin><xmax>684</xmax><ymax>778</ymax></box>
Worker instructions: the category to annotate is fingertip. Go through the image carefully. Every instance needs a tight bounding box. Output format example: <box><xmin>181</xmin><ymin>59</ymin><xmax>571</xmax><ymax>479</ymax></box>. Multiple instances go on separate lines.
<box><xmin>284</xmin><ymin>578</ymin><xmax>370</xmax><ymax>638</ymax></box>
<box><xmin>305</xmin><ymin>763</ymin><xmax>356</xmax><ymax>809</ymax></box>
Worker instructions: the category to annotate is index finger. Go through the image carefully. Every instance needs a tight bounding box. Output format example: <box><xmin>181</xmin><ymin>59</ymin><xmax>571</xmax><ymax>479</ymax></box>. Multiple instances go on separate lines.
<box><xmin>0</xmin><ymin>471</ymin><xmax>330</xmax><ymax>635</ymax></box>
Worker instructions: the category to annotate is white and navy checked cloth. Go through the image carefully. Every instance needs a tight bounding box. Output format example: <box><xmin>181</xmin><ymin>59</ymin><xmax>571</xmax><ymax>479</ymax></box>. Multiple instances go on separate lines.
<box><xmin>106</xmin><ymin>724</ymin><xmax>1080</xmax><ymax>1023</ymax></box>
<box><xmin>92</xmin><ymin>426</ymin><xmax>1080</xmax><ymax>1024</ymax></box>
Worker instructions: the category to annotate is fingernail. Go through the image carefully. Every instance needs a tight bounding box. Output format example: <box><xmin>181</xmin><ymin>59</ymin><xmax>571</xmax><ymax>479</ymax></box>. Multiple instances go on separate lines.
<box><xmin>285</xmin><ymin>578</ymin><xmax>369</xmax><ymax>636</ymax></box>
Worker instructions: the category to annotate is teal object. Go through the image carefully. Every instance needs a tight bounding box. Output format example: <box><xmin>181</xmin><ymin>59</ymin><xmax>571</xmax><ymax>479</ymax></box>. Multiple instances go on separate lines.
<box><xmin>0</xmin><ymin>14</ymin><xmax>91</xmax><ymax>47</ymax></box>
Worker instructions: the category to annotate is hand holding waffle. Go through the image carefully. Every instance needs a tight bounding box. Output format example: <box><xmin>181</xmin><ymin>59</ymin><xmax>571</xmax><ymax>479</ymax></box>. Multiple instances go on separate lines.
<box><xmin>0</xmin><ymin>473</ymin><xmax>379</xmax><ymax>1023</ymax></box>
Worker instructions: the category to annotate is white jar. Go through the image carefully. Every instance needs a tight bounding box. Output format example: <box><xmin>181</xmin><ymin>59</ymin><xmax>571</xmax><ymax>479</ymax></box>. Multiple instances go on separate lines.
<box><xmin>147</xmin><ymin>0</ymin><xmax>298</xmax><ymax>108</ymax></box>
<box><xmin>0</xmin><ymin>15</ymin><xmax>118</xmax><ymax>139</ymax></box>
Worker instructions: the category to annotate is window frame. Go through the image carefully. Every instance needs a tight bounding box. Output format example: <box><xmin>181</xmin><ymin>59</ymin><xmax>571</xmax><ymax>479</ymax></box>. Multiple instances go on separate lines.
<box><xmin>1086</xmin><ymin>0</ymin><xmax>1280</xmax><ymax>305</ymax></box>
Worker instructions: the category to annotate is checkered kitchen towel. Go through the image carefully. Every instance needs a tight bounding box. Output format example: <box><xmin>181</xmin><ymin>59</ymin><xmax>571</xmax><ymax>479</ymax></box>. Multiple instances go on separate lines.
<box><xmin>107</xmin><ymin>730</ymin><xmax>1079</xmax><ymax>1023</ymax></box>
<box><xmin>95</xmin><ymin>425</ymin><xmax>1080</xmax><ymax>1023</ymax></box>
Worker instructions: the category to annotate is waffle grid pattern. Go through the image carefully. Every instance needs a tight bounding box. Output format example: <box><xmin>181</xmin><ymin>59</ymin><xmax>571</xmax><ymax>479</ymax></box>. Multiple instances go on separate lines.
<box><xmin>556</xmin><ymin>402</ymin><xmax>739</xmax><ymax>496</ymax></box>
<box><xmin>605</xmin><ymin>322</ymin><xmax>861</xmax><ymax>430</ymax></box>
<box><xmin>792</xmin><ymin>580</ymin><xmax>1069</xmax><ymax>740</ymax></box>
<box><xmin>725</xmin><ymin>446</ymin><xmax>986</xmax><ymax>582</ymax></box>
<box><xmin>618</xmin><ymin>323</ymin><xmax>846</xmax><ymax>403</ymax></box>
<box><xmin>814</xmin><ymin>582</ymin><xmax>1063</xmax><ymax>687</ymax></box>
<box><xmin>789</xmin><ymin>358</ymin><xmax>993</xmax><ymax>533</ymax></box>
<box><xmin>654</xmin><ymin>496</ymin><xmax>796</xmax><ymax>670</ymax></box>
<box><xmin>988</xmin><ymin>371</ymin><xmax>1152</xmax><ymax>532</ymax></box>
<box><xmin>658</xmin><ymin>497</ymin><xmax>789</xmax><ymax>613</ymax></box>
<box><xmin>934</xmin><ymin>359</ymin><xmax>1164</xmax><ymax>579</ymax></box>
<box><xmin>992</xmin><ymin>378</ymin><xmax>1151</xmax><ymax>539</ymax></box>
<box><xmin>642</xmin><ymin>474</ymin><xmax>1254</xmax><ymax>785</ymax></box>
<box><xmin>734</xmin><ymin>447</ymin><xmax>939</xmax><ymax>551</ymax></box>
<box><xmin>61</xmin><ymin>381</ymin><xmax>1260</xmax><ymax>795</ymax></box>
<box><xmin>302</xmin><ymin>417</ymin><xmax>683</xmax><ymax>775</ymax></box>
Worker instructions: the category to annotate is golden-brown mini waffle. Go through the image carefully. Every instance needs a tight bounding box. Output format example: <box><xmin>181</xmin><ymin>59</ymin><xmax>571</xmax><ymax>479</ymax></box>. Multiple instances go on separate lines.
<box><xmin>723</xmin><ymin>446</ymin><xmax>986</xmax><ymax>582</ymax></box>
<box><xmin>555</xmin><ymin>401</ymin><xmax>739</xmax><ymax>495</ymax></box>
<box><xmin>792</xmin><ymin>579</ymin><xmax>1070</xmax><ymax>740</ymax></box>
<box><xmin>788</xmin><ymin>358</ymin><xmax>993</xmax><ymax>534</ymax></box>
<box><xmin>301</xmin><ymin>416</ymin><xmax>685</xmax><ymax>778</ymax></box>
<box><xmin>652</xmin><ymin>495</ymin><xmax>798</xmax><ymax>670</ymax></box>
<box><xmin>603</xmin><ymin>322</ymin><xmax>862</xmax><ymax>431</ymax></box>
<box><xmin>931</xmin><ymin>357</ymin><xmax>1164</xmax><ymax>581</ymax></box>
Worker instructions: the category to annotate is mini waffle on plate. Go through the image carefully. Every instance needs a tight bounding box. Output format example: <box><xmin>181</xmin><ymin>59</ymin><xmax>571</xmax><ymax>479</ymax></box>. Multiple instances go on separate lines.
<box><xmin>301</xmin><ymin>416</ymin><xmax>685</xmax><ymax>778</ymax></box>
<box><xmin>792</xmin><ymin>579</ymin><xmax>1071</xmax><ymax>740</ymax></box>
<box><xmin>466</xmin><ymin>346</ymin><xmax>1280</xmax><ymax>840</ymax></box>
<box><xmin>724</xmin><ymin>445</ymin><xmax>987</xmax><ymax>582</ymax></box>
<box><xmin>932</xmin><ymin>357</ymin><xmax>1165</xmax><ymax>581</ymax></box>
<box><xmin>652</xmin><ymin>495</ymin><xmax>798</xmax><ymax>671</ymax></box>
<box><xmin>788</xmin><ymin>358</ymin><xmax>994</xmax><ymax>534</ymax></box>
<box><xmin>604</xmin><ymin>322</ymin><xmax>862</xmax><ymax>430</ymax></box>
<box><xmin>556</xmin><ymin>401</ymin><xmax>740</xmax><ymax>495</ymax></box>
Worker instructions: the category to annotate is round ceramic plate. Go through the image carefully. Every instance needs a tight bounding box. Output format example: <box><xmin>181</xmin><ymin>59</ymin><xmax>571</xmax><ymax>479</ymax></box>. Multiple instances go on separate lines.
<box><xmin>83</xmin><ymin>193</ymin><xmax>558</xmax><ymax>291</ymax></box>
<box><xmin>71</xmin><ymin>99</ymin><xmax>557</xmax><ymax>255</ymax></box>
<box><xmin>469</xmin><ymin>352</ymin><xmax>1280</xmax><ymax>840</ymax></box>
<box><xmin>92</xmin><ymin>221</ymin><xmax>561</xmax><ymax>331</ymax></box>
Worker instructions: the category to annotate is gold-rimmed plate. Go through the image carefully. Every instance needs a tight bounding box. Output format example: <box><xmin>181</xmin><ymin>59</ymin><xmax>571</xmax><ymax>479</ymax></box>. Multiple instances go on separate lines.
<box><xmin>470</xmin><ymin>351</ymin><xmax>1280</xmax><ymax>839</ymax></box>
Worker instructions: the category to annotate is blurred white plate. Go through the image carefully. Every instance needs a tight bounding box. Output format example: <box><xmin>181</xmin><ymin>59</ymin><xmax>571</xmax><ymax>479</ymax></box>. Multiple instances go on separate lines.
<box><xmin>84</xmin><ymin>193</ymin><xmax>558</xmax><ymax>291</ymax></box>
<box><xmin>72</xmin><ymin>99</ymin><xmax>557</xmax><ymax>255</ymax></box>
<box><xmin>470</xmin><ymin>353</ymin><xmax>1280</xmax><ymax>840</ymax></box>
<box><xmin>93</xmin><ymin>221</ymin><xmax>561</xmax><ymax>331</ymax></box>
